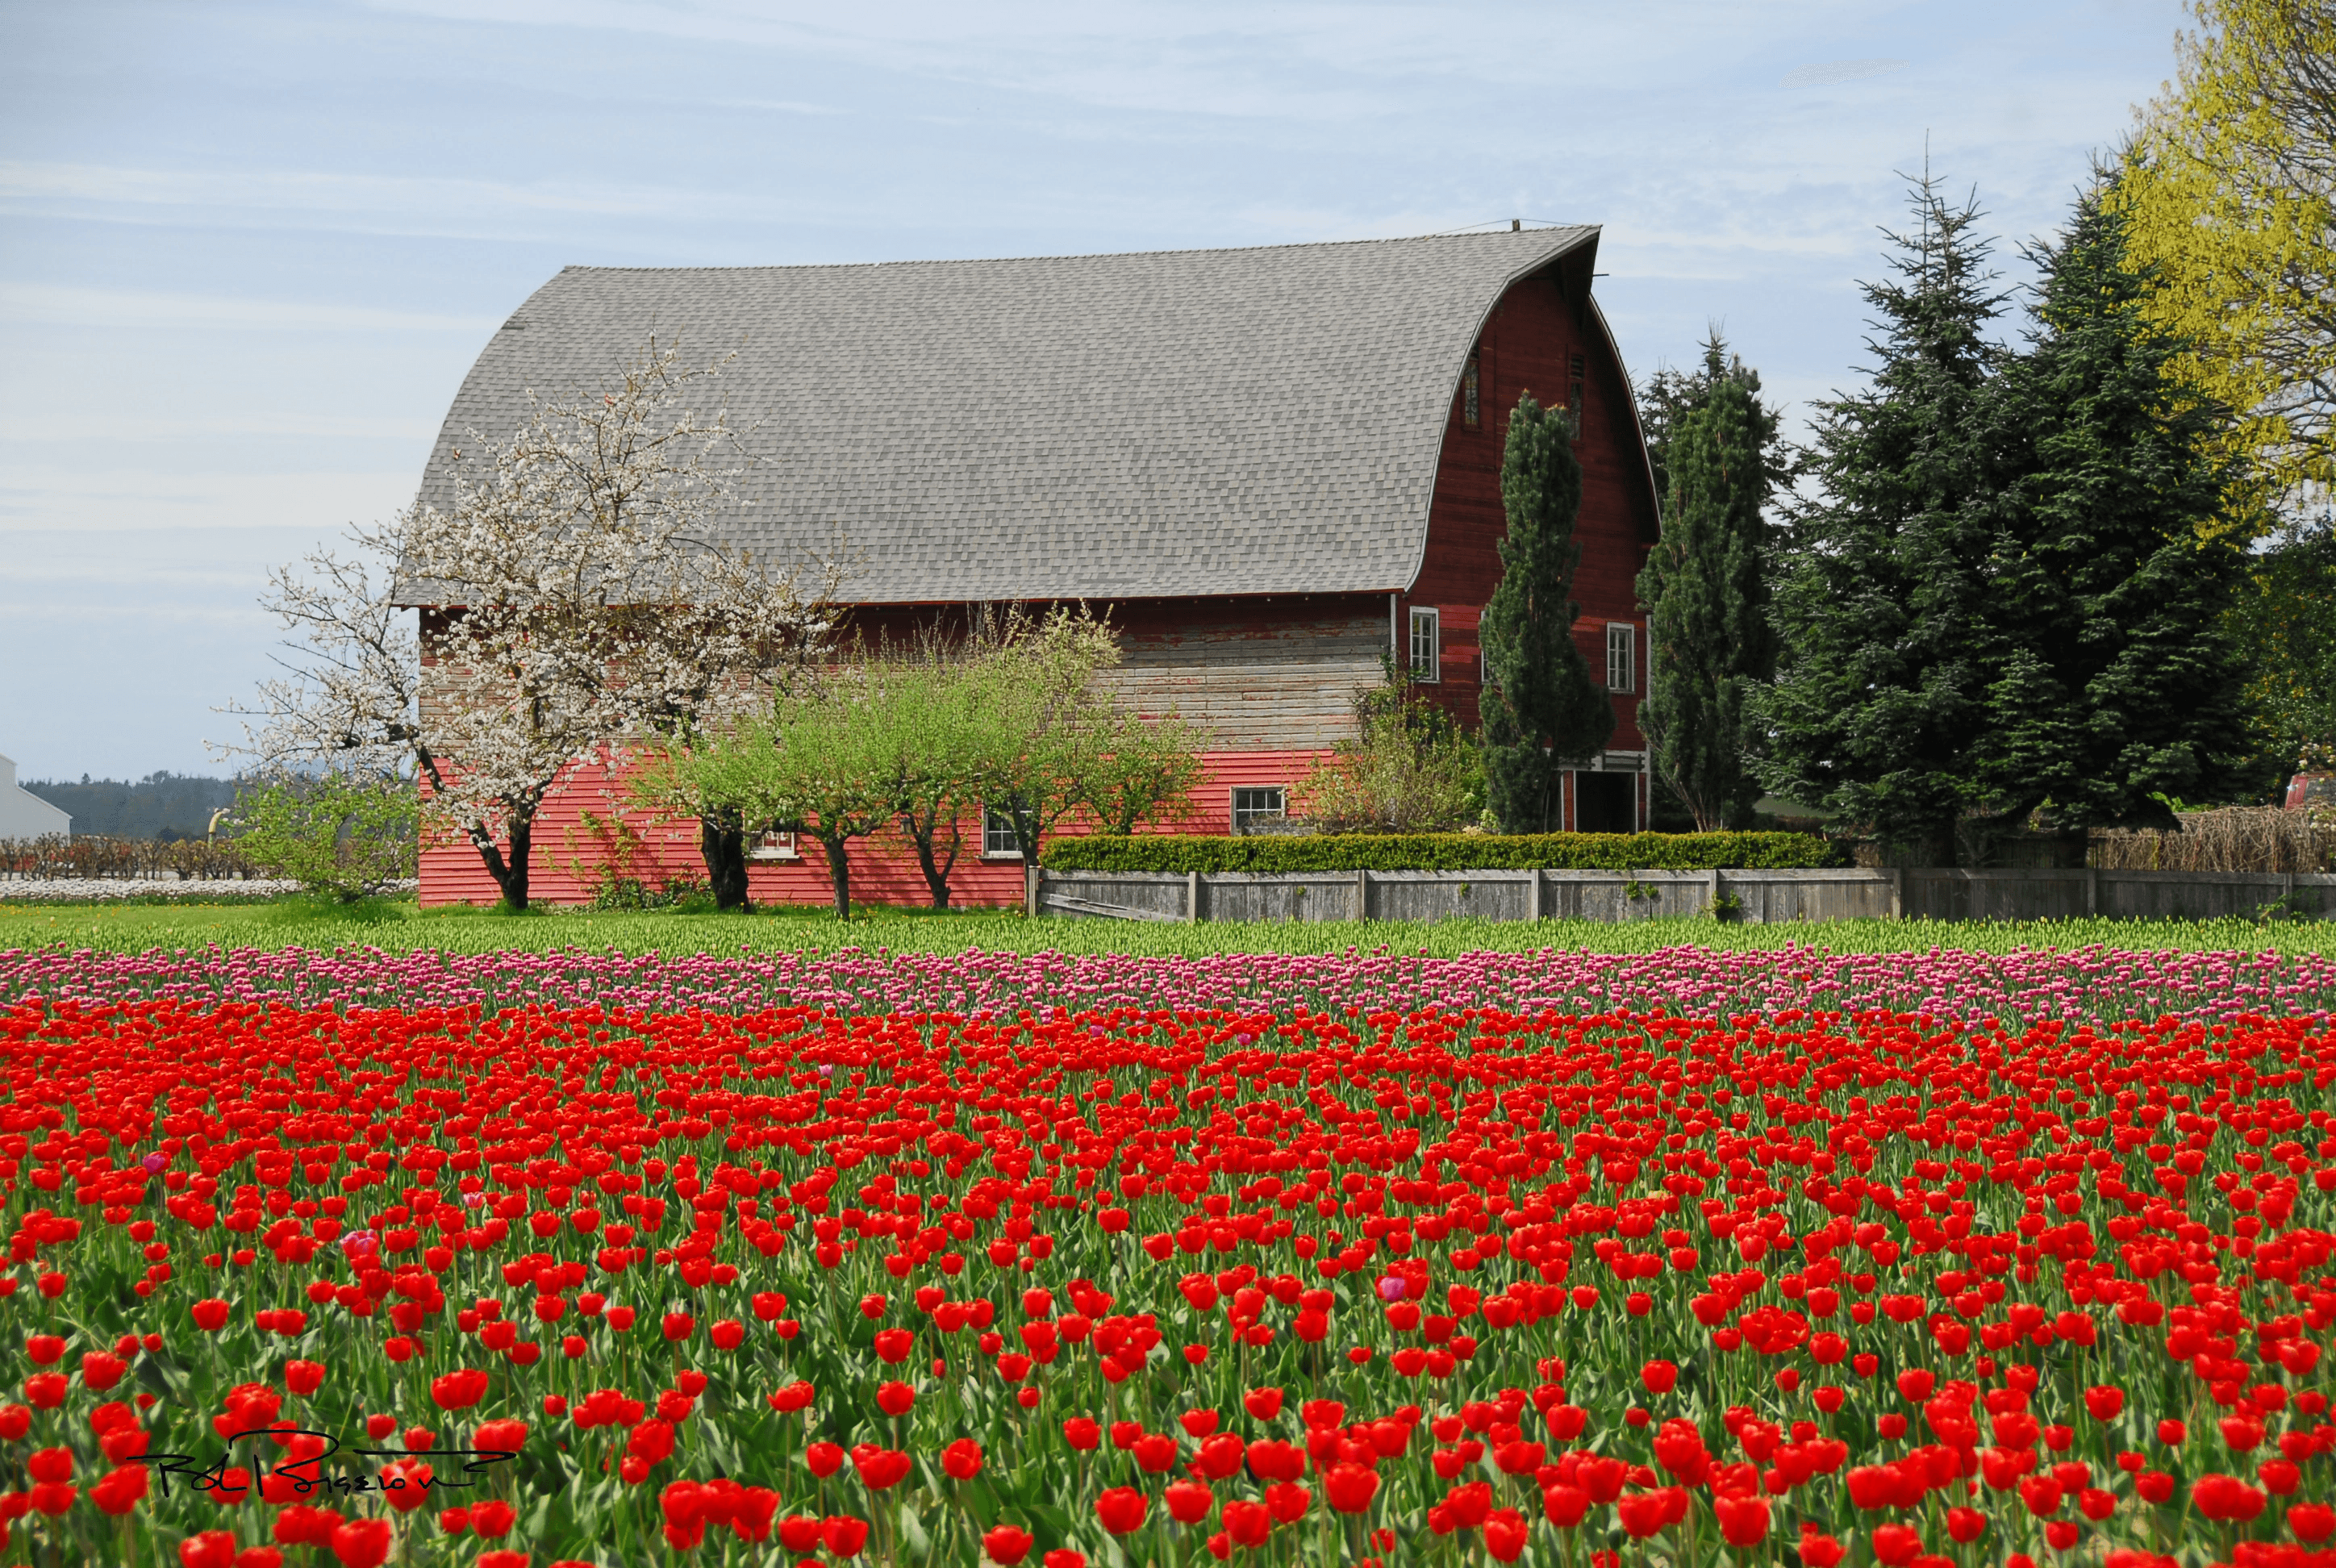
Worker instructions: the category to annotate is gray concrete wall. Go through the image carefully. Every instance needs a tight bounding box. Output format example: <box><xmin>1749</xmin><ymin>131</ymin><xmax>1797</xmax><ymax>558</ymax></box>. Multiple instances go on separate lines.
<box><xmin>1037</xmin><ymin>865</ymin><xmax>2336</xmax><ymax>925</ymax></box>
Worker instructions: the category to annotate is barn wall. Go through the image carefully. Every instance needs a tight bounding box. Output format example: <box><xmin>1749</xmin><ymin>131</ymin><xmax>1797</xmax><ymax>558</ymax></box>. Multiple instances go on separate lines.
<box><xmin>1401</xmin><ymin>275</ymin><xmax>1658</xmax><ymax>827</ymax></box>
<box><xmin>417</xmin><ymin>746</ymin><xmax>1335</xmax><ymax>909</ymax></box>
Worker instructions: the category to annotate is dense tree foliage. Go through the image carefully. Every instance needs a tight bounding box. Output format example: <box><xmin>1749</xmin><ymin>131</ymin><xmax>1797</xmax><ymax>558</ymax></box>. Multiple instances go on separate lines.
<box><xmin>2114</xmin><ymin>0</ymin><xmax>2336</xmax><ymax>520</ymax></box>
<box><xmin>1481</xmin><ymin>394</ymin><xmax>1612</xmax><ymax>832</ymax></box>
<box><xmin>1637</xmin><ymin>335</ymin><xmax>1780</xmax><ymax>832</ymax></box>
<box><xmin>1763</xmin><ymin>174</ymin><xmax>2249</xmax><ymax>858</ymax></box>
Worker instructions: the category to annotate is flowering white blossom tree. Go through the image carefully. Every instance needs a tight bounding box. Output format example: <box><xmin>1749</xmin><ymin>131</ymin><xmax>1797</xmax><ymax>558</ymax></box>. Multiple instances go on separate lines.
<box><xmin>218</xmin><ymin>338</ymin><xmax>840</xmax><ymax>910</ymax></box>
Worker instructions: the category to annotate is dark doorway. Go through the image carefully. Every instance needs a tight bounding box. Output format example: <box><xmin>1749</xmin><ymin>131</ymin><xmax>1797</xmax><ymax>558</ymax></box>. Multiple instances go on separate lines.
<box><xmin>1575</xmin><ymin>772</ymin><xmax>1636</xmax><ymax>834</ymax></box>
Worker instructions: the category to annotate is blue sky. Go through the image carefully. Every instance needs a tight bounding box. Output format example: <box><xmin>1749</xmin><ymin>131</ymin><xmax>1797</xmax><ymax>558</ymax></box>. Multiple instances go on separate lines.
<box><xmin>1</xmin><ymin>0</ymin><xmax>2184</xmax><ymax>780</ymax></box>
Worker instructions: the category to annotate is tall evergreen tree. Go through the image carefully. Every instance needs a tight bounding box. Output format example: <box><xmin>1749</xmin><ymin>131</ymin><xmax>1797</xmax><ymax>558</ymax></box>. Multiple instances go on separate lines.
<box><xmin>1637</xmin><ymin>331</ymin><xmax>1792</xmax><ymax>508</ymax></box>
<box><xmin>1481</xmin><ymin>394</ymin><xmax>1613</xmax><ymax>832</ymax></box>
<box><xmin>1759</xmin><ymin>173</ymin><xmax>2011</xmax><ymax>859</ymax></box>
<box><xmin>1967</xmin><ymin>181</ymin><xmax>2248</xmax><ymax>828</ymax></box>
<box><xmin>1637</xmin><ymin>335</ymin><xmax>1780</xmax><ymax>831</ymax></box>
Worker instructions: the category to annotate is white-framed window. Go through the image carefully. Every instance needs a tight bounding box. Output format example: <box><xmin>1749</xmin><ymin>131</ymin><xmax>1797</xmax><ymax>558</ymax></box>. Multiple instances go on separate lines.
<box><xmin>748</xmin><ymin>828</ymin><xmax>799</xmax><ymax>861</ymax></box>
<box><xmin>982</xmin><ymin>805</ymin><xmax>1024</xmax><ymax>858</ymax></box>
<box><xmin>1605</xmin><ymin>623</ymin><xmax>1636</xmax><ymax>694</ymax></box>
<box><xmin>1408</xmin><ymin>607</ymin><xmax>1441</xmax><ymax>683</ymax></box>
<box><xmin>1231</xmin><ymin>786</ymin><xmax>1287</xmax><ymax>834</ymax></box>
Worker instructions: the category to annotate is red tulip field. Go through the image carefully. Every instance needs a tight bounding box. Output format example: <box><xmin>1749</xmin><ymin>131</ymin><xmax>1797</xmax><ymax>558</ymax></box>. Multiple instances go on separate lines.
<box><xmin>2</xmin><ymin>942</ymin><xmax>2336</xmax><ymax>1568</ymax></box>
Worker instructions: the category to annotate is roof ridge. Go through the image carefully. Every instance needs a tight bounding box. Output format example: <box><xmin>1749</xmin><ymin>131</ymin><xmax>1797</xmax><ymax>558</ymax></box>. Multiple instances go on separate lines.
<box><xmin>555</xmin><ymin>226</ymin><xmax>1596</xmax><ymax>277</ymax></box>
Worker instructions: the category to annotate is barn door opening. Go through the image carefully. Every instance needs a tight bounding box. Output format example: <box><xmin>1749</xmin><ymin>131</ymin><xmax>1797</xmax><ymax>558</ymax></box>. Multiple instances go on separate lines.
<box><xmin>1575</xmin><ymin>772</ymin><xmax>1636</xmax><ymax>835</ymax></box>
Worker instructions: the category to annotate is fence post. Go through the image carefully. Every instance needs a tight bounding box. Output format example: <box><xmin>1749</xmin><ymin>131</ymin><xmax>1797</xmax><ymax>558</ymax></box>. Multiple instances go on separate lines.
<box><xmin>1025</xmin><ymin>864</ymin><xmax>1039</xmax><ymax>920</ymax></box>
<box><xmin>2086</xmin><ymin>867</ymin><xmax>2099</xmax><ymax>916</ymax></box>
<box><xmin>1887</xmin><ymin>867</ymin><xmax>1904</xmax><ymax>920</ymax></box>
<box><xmin>1189</xmin><ymin>870</ymin><xmax>1202</xmax><ymax>924</ymax></box>
<box><xmin>1527</xmin><ymin>870</ymin><xmax>1541</xmax><ymax>923</ymax></box>
<box><xmin>1356</xmin><ymin>870</ymin><xmax>1369</xmax><ymax>922</ymax></box>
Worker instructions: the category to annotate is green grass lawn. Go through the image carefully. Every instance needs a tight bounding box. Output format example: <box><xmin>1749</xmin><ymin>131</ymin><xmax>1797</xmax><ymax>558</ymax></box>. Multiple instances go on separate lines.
<box><xmin>2</xmin><ymin>894</ymin><xmax>2330</xmax><ymax>957</ymax></box>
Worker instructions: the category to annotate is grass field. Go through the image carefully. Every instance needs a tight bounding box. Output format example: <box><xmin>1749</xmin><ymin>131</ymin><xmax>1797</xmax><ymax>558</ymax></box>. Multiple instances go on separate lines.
<box><xmin>2</xmin><ymin>892</ymin><xmax>2331</xmax><ymax>957</ymax></box>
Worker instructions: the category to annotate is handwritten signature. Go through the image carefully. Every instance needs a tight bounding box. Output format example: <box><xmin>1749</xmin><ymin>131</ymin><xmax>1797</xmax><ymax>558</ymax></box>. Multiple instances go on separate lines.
<box><xmin>131</xmin><ymin>1428</ymin><xmax>519</xmax><ymax>1501</ymax></box>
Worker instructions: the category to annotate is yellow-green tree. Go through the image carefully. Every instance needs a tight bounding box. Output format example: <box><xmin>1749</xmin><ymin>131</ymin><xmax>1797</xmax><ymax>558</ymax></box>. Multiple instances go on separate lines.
<box><xmin>2114</xmin><ymin>0</ymin><xmax>2335</xmax><ymax>525</ymax></box>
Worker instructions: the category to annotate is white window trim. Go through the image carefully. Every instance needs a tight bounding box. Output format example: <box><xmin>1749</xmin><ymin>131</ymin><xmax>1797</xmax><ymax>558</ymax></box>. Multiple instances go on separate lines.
<box><xmin>747</xmin><ymin>829</ymin><xmax>800</xmax><ymax>862</ymax></box>
<box><xmin>980</xmin><ymin>805</ymin><xmax>1024</xmax><ymax>861</ymax></box>
<box><xmin>1605</xmin><ymin>622</ymin><xmax>1637</xmax><ymax>694</ymax></box>
<box><xmin>1229</xmin><ymin>786</ymin><xmax>1288</xmax><ymax>835</ymax></box>
<box><xmin>1408</xmin><ymin>607</ymin><xmax>1441</xmax><ymax>684</ymax></box>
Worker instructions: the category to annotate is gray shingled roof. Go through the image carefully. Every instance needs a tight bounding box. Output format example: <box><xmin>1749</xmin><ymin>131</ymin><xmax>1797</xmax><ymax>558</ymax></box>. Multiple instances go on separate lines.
<box><xmin>416</xmin><ymin>227</ymin><xmax>1599</xmax><ymax>603</ymax></box>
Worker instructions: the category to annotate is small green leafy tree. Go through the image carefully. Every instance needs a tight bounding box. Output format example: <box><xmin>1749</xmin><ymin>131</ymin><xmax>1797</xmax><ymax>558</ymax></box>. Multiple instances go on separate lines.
<box><xmin>227</xmin><ymin>769</ymin><xmax>418</xmax><ymax>902</ymax></box>
<box><xmin>648</xmin><ymin>678</ymin><xmax>903</xmax><ymax>920</ymax></box>
<box><xmin>973</xmin><ymin>607</ymin><xmax>1128</xmax><ymax>861</ymax></box>
<box><xmin>1299</xmin><ymin>661</ymin><xmax>1483</xmax><ymax>833</ymax></box>
<box><xmin>876</xmin><ymin>644</ymin><xmax>995</xmax><ymax>910</ymax></box>
<box><xmin>1071</xmin><ymin>709</ymin><xmax>1209</xmax><ymax>836</ymax></box>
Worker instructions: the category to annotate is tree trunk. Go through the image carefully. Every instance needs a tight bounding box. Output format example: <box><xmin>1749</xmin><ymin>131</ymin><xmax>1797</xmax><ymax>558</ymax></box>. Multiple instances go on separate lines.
<box><xmin>899</xmin><ymin>805</ymin><xmax>961</xmax><ymax>909</ymax></box>
<box><xmin>815</xmin><ymin>831</ymin><xmax>853</xmax><ymax>919</ymax></box>
<box><xmin>699</xmin><ymin>811</ymin><xmax>752</xmax><ymax>912</ymax></box>
<box><xmin>467</xmin><ymin>816</ymin><xmax>532</xmax><ymax>911</ymax></box>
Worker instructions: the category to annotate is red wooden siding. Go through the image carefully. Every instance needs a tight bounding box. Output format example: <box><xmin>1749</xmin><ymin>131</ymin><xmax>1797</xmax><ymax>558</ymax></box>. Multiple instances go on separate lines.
<box><xmin>419</xmin><ymin>747</ymin><xmax>1330</xmax><ymax>908</ymax></box>
<box><xmin>1400</xmin><ymin>273</ymin><xmax>1659</xmax><ymax>828</ymax></box>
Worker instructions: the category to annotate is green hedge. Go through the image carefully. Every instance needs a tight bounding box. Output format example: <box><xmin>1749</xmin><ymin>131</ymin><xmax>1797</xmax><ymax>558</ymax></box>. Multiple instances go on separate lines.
<box><xmin>1041</xmin><ymin>831</ymin><xmax>1841</xmax><ymax>874</ymax></box>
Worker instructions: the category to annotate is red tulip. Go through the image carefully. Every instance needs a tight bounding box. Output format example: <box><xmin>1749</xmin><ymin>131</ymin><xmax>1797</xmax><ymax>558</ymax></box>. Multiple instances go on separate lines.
<box><xmin>179</xmin><ymin>1533</ymin><xmax>240</xmax><ymax>1568</ymax></box>
<box><xmin>1640</xmin><ymin>1359</ymin><xmax>1678</xmax><ymax>1395</ymax></box>
<box><xmin>942</xmin><ymin>1438</ymin><xmax>983</xmax><ymax>1480</ymax></box>
<box><xmin>1095</xmin><ymin>1487</ymin><xmax>1149</xmax><ymax>1535</ymax></box>
<box><xmin>983</xmin><ymin>1524</ymin><xmax>1034</xmax><ymax>1564</ymax></box>
<box><xmin>1483</xmin><ymin>1508</ymin><xmax>1529</xmax><ymax>1562</ymax></box>
<box><xmin>328</xmin><ymin>1519</ymin><xmax>394</xmax><ymax>1568</ymax></box>
<box><xmin>877</xmin><ymin>1381</ymin><xmax>915</xmax><ymax>1417</ymax></box>
<box><xmin>1870</xmin><ymin>1523</ymin><xmax>1921</xmax><ymax>1567</ymax></box>
<box><xmin>822</xmin><ymin>1515</ymin><xmax>870</xmax><ymax>1558</ymax></box>
<box><xmin>1165</xmin><ymin>1480</ymin><xmax>1213</xmax><ymax>1524</ymax></box>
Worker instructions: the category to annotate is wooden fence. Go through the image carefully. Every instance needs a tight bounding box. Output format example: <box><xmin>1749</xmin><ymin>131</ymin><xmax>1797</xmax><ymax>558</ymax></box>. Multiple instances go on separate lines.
<box><xmin>1030</xmin><ymin>866</ymin><xmax>2336</xmax><ymax>925</ymax></box>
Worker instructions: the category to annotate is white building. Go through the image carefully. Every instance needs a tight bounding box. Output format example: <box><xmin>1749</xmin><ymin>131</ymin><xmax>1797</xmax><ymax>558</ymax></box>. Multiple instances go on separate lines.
<box><xmin>0</xmin><ymin>754</ymin><xmax>70</xmax><ymax>839</ymax></box>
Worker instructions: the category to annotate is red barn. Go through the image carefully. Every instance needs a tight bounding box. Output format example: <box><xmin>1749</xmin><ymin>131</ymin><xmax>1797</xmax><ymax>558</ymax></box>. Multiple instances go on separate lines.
<box><xmin>415</xmin><ymin>227</ymin><xmax>1660</xmax><ymax>907</ymax></box>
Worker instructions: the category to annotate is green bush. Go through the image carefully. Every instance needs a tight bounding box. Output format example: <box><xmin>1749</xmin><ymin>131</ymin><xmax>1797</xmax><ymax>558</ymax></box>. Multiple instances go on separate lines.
<box><xmin>228</xmin><ymin>771</ymin><xmax>418</xmax><ymax>902</ymax></box>
<box><xmin>1041</xmin><ymin>830</ymin><xmax>1839</xmax><ymax>874</ymax></box>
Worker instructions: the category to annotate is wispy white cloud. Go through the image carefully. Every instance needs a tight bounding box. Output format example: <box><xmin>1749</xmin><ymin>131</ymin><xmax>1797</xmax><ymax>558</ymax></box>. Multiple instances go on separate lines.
<box><xmin>0</xmin><ymin>469</ymin><xmax>421</xmax><ymax>534</ymax></box>
<box><xmin>0</xmin><ymin>281</ymin><xmax>498</xmax><ymax>336</ymax></box>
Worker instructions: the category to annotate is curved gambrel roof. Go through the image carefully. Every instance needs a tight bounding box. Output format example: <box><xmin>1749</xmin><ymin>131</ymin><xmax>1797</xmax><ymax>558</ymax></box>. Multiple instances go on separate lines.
<box><xmin>418</xmin><ymin>227</ymin><xmax>1600</xmax><ymax>604</ymax></box>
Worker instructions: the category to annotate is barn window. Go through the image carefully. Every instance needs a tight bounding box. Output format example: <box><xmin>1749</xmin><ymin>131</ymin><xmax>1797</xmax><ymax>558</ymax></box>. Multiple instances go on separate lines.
<box><xmin>1231</xmin><ymin>786</ymin><xmax>1287</xmax><ymax>833</ymax></box>
<box><xmin>1408</xmin><ymin>607</ymin><xmax>1441</xmax><ymax>682</ymax></box>
<box><xmin>748</xmin><ymin>828</ymin><xmax>799</xmax><ymax>861</ymax></box>
<box><xmin>1606</xmin><ymin>623</ymin><xmax>1636</xmax><ymax>694</ymax></box>
<box><xmin>1568</xmin><ymin>353</ymin><xmax>1587</xmax><ymax>427</ymax></box>
<box><xmin>1462</xmin><ymin>350</ymin><xmax>1481</xmax><ymax>428</ymax></box>
<box><xmin>982</xmin><ymin>805</ymin><xmax>1024</xmax><ymax>858</ymax></box>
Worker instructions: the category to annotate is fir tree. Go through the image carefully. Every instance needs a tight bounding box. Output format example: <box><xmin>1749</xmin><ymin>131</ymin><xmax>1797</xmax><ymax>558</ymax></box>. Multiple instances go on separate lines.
<box><xmin>1967</xmin><ymin>180</ymin><xmax>2247</xmax><ymax>828</ymax></box>
<box><xmin>1759</xmin><ymin>173</ymin><xmax>2011</xmax><ymax>858</ymax></box>
<box><xmin>1637</xmin><ymin>330</ymin><xmax>1792</xmax><ymax>507</ymax></box>
<box><xmin>1481</xmin><ymin>393</ymin><xmax>1612</xmax><ymax>832</ymax></box>
<box><xmin>1636</xmin><ymin>334</ymin><xmax>1780</xmax><ymax>831</ymax></box>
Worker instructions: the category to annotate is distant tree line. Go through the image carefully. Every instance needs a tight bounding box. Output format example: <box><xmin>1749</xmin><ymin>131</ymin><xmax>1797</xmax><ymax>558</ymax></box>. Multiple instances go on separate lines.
<box><xmin>21</xmin><ymin>772</ymin><xmax>239</xmax><ymax>841</ymax></box>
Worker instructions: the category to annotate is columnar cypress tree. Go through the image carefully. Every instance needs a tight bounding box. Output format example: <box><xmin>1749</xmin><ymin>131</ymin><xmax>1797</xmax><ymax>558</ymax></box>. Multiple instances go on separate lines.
<box><xmin>1637</xmin><ymin>336</ymin><xmax>1780</xmax><ymax>831</ymax></box>
<box><xmin>1759</xmin><ymin>174</ymin><xmax>2009</xmax><ymax>859</ymax></box>
<box><xmin>1481</xmin><ymin>393</ymin><xmax>1612</xmax><ymax>832</ymax></box>
<box><xmin>1967</xmin><ymin>181</ymin><xmax>2247</xmax><ymax>828</ymax></box>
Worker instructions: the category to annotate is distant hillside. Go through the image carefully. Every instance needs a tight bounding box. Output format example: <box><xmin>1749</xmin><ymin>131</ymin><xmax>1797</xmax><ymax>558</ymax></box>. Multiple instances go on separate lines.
<box><xmin>21</xmin><ymin>772</ymin><xmax>240</xmax><ymax>841</ymax></box>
